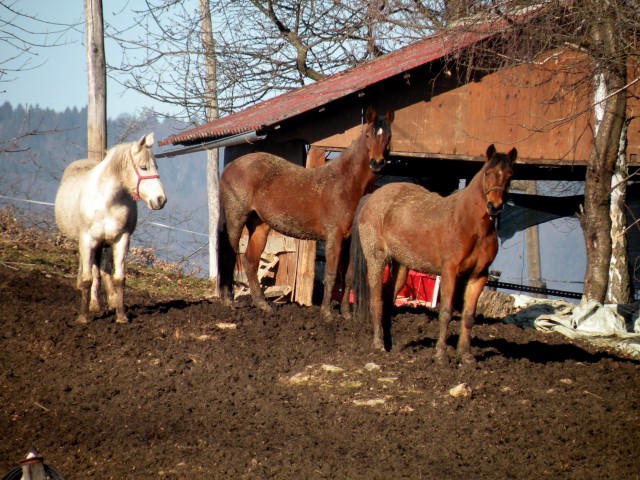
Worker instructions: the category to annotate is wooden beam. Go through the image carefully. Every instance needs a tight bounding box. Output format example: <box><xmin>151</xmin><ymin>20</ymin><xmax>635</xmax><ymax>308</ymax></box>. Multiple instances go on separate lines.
<box><xmin>292</xmin><ymin>147</ymin><xmax>326</xmax><ymax>305</ymax></box>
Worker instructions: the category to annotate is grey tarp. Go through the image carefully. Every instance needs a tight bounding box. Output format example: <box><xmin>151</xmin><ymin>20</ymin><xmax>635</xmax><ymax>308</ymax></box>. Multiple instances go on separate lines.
<box><xmin>498</xmin><ymin>193</ymin><xmax>583</xmax><ymax>242</ymax></box>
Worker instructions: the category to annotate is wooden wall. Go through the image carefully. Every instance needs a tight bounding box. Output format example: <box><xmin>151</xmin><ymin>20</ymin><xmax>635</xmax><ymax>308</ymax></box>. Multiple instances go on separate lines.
<box><xmin>305</xmin><ymin>50</ymin><xmax>640</xmax><ymax>168</ymax></box>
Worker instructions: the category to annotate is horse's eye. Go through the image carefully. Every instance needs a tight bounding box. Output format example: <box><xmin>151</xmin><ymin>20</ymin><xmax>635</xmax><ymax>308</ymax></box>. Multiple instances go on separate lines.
<box><xmin>140</xmin><ymin>164</ymin><xmax>148</xmax><ymax>171</ymax></box>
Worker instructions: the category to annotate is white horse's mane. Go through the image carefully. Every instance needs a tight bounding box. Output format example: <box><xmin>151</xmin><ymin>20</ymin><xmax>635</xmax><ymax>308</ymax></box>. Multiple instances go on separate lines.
<box><xmin>104</xmin><ymin>139</ymin><xmax>147</xmax><ymax>178</ymax></box>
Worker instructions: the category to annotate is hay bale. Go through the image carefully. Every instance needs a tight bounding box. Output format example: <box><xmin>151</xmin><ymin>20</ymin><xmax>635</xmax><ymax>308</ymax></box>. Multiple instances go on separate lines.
<box><xmin>477</xmin><ymin>290</ymin><xmax>517</xmax><ymax>320</ymax></box>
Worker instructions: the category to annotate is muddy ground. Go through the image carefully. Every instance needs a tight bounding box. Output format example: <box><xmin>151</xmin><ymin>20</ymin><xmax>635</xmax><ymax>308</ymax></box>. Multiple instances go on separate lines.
<box><xmin>1</xmin><ymin>232</ymin><xmax>639</xmax><ymax>479</ymax></box>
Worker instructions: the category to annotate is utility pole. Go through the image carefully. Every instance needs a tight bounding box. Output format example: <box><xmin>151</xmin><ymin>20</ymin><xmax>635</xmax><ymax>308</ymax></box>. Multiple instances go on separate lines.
<box><xmin>84</xmin><ymin>0</ymin><xmax>107</xmax><ymax>161</ymax></box>
<box><xmin>200</xmin><ymin>0</ymin><xmax>221</xmax><ymax>293</ymax></box>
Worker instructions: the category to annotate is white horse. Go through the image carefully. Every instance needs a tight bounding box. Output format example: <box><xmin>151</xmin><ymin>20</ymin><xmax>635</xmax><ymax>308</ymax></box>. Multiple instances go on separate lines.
<box><xmin>55</xmin><ymin>133</ymin><xmax>166</xmax><ymax>324</ymax></box>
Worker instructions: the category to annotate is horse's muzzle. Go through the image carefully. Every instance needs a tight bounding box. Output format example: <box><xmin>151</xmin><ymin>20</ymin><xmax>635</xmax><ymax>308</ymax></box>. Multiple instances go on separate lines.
<box><xmin>369</xmin><ymin>158</ymin><xmax>386</xmax><ymax>173</ymax></box>
<box><xmin>486</xmin><ymin>202</ymin><xmax>503</xmax><ymax>218</ymax></box>
<box><xmin>148</xmin><ymin>195</ymin><xmax>167</xmax><ymax>210</ymax></box>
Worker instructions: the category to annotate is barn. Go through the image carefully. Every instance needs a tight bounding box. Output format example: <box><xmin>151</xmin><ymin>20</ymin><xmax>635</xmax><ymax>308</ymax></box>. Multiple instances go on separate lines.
<box><xmin>159</xmin><ymin>14</ymin><xmax>640</xmax><ymax>305</ymax></box>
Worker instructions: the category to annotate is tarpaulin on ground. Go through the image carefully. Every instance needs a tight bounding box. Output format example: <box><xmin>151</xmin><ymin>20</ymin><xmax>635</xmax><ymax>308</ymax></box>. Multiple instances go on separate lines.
<box><xmin>504</xmin><ymin>296</ymin><xmax>640</xmax><ymax>359</ymax></box>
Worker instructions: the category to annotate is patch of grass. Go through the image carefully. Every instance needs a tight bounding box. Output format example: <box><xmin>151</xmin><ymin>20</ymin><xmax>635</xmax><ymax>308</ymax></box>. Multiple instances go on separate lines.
<box><xmin>0</xmin><ymin>206</ymin><xmax>215</xmax><ymax>302</ymax></box>
<box><xmin>127</xmin><ymin>263</ymin><xmax>215</xmax><ymax>301</ymax></box>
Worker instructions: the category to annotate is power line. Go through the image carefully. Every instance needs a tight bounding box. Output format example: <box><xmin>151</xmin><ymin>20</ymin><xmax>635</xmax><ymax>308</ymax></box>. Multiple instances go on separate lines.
<box><xmin>0</xmin><ymin>195</ymin><xmax>54</xmax><ymax>206</ymax></box>
<box><xmin>0</xmin><ymin>195</ymin><xmax>209</xmax><ymax>237</ymax></box>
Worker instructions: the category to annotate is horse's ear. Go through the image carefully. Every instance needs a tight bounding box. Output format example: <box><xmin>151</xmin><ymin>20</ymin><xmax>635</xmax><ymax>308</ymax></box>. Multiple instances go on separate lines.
<box><xmin>486</xmin><ymin>144</ymin><xmax>496</xmax><ymax>160</ymax></box>
<box><xmin>508</xmin><ymin>147</ymin><xmax>518</xmax><ymax>165</ymax></box>
<box><xmin>386</xmin><ymin>110</ymin><xmax>395</xmax><ymax>124</ymax></box>
<box><xmin>135</xmin><ymin>133</ymin><xmax>154</xmax><ymax>152</ymax></box>
<box><xmin>365</xmin><ymin>106</ymin><xmax>376</xmax><ymax>123</ymax></box>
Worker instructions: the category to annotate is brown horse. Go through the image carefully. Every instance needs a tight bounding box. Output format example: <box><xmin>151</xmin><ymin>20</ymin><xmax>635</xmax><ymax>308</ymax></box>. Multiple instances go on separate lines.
<box><xmin>218</xmin><ymin>106</ymin><xmax>394</xmax><ymax>317</ymax></box>
<box><xmin>347</xmin><ymin>144</ymin><xmax>517</xmax><ymax>363</ymax></box>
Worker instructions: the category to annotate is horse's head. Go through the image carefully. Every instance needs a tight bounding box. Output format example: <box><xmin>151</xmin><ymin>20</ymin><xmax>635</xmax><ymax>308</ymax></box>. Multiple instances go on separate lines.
<box><xmin>130</xmin><ymin>133</ymin><xmax>167</xmax><ymax>210</ymax></box>
<box><xmin>482</xmin><ymin>144</ymin><xmax>517</xmax><ymax>219</ymax></box>
<box><xmin>364</xmin><ymin>106</ymin><xmax>394</xmax><ymax>173</ymax></box>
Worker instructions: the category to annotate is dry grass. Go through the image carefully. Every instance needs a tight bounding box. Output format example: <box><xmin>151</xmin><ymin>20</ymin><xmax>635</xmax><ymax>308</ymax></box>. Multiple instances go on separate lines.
<box><xmin>0</xmin><ymin>206</ymin><xmax>215</xmax><ymax>301</ymax></box>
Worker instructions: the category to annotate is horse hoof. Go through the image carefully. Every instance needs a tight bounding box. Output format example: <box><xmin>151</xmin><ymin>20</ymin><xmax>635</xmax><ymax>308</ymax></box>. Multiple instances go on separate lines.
<box><xmin>460</xmin><ymin>353</ymin><xmax>476</xmax><ymax>365</ymax></box>
<box><xmin>341</xmin><ymin>310</ymin><xmax>352</xmax><ymax>321</ymax></box>
<box><xmin>76</xmin><ymin>314</ymin><xmax>89</xmax><ymax>324</ymax></box>
<box><xmin>372</xmin><ymin>338</ymin><xmax>386</xmax><ymax>352</ymax></box>
<box><xmin>320</xmin><ymin>307</ymin><xmax>333</xmax><ymax>321</ymax></box>
<box><xmin>434</xmin><ymin>350</ymin><xmax>450</xmax><ymax>365</ymax></box>
<box><xmin>221</xmin><ymin>298</ymin><xmax>236</xmax><ymax>309</ymax></box>
<box><xmin>89</xmin><ymin>302</ymin><xmax>101</xmax><ymax>313</ymax></box>
<box><xmin>256</xmin><ymin>301</ymin><xmax>272</xmax><ymax>313</ymax></box>
<box><xmin>115</xmin><ymin>315</ymin><xmax>130</xmax><ymax>324</ymax></box>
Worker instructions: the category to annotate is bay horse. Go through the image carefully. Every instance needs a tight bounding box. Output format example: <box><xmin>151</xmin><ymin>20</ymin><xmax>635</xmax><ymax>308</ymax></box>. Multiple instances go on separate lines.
<box><xmin>347</xmin><ymin>144</ymin><xmax>516</xmax><ymax>363</ymax></box>
<box><xmin>54</xmin><ymin>133</ymin><xmax>166</xmax><ymax>324</ymax></box>
<box><xmin>218</xmin><ymin>106</ymin><xmax>394</xmax><ymax>317</ymax></box>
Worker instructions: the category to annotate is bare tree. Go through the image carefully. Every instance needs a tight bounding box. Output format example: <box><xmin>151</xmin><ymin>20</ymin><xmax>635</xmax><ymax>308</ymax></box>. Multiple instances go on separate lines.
<box><xmin>578</xmin><ymin>0</ymin><xmax>632</xmax><ymax>303</ymax></box>
<box><xmin>0</xmin><ymin>0</ymin><xmax>80</xmax><ymax>158</ymax></box>
<box><xmin>0</xmin><ymin>0</ymin><xmax>78</xmax><ymax>86</ymax></box>
<box><xmin>106</xmin><ymin>0</ymin><xmax>438</xmax><ymax>122</ymax></box>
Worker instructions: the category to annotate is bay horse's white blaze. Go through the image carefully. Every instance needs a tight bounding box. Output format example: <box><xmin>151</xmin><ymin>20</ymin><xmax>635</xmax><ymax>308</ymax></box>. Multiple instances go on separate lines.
<box><xmin>54</xmin><ymin>133</ymin><xmax>166</xmax><ymax>324</ymax></box>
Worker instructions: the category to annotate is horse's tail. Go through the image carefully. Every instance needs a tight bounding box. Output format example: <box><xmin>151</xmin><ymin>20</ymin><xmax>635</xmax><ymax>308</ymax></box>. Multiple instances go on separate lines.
<box><xmin>350</xmin><ymin>195</ymin><xmax>371</xmax><ymax>325</ymax></box>
<box><xmin>217</xmin><ymin>203</ymin><xmax>235</xmax><ymax>301</ymax></box>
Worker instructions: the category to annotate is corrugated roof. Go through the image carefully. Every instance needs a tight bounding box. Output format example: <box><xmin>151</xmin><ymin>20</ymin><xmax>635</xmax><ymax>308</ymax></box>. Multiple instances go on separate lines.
<box><xmin>160</xmin><ymin>18</ymin><xmax>511</xmax><ymax>147</ymax></box>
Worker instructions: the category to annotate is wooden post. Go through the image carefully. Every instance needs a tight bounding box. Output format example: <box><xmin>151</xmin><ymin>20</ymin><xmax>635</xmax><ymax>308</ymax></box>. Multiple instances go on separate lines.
<box><xmin>84</xmin><ymin>0</ymin><xmax>107</xmax><ymax>161</ymax></box>
<box><xmin>292</xmin><ymin>147</ymin><xmax>326</xmax><ymax>305</ymax></box>
<box><xmin>524</xmin><ymin>181</ymin><xmax>546</xmax><ymax>298</ymax></box>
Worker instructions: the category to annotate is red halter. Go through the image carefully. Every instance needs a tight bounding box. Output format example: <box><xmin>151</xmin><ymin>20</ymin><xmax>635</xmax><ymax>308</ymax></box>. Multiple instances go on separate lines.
<box><xmin>131</xmin><ymin>158</ymin><xmax>160</xmax><ymax>201</ymax></box>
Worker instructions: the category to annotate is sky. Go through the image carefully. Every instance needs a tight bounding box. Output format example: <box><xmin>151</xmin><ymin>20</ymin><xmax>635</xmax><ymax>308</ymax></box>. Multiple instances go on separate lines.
<box><xmin>3</xmin><ymin>1</ymin><xmax>181</xmax><ymax>118</ymax></box>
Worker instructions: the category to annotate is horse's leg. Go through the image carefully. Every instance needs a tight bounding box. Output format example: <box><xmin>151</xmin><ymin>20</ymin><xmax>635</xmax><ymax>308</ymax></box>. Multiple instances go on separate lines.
<box><xmin>76</xmin><ymin>257</ymin><xmax>83</xmax><ymax>290</ymax></box>
<box><xmin>111</xmin><ymin>234</ymin><xmax>131</xmax><ymax>324</ymax></box>
<box><xmin>76</xmin><ymin>237</ymin><xmax>95</xmax><ymax>324</ymax></box>
<box><xmin>392</xmin><ymin>264</ymin><xmax>408</xmax><ymax>302</ymax></box>
<box><xmin>434</xmin><ymin>267</ymin><xmax>457</xmax><ymax>364</ymax></box>
<box><xmin>384</xmin><ymin>261</ymin><xmax>407</xmax><ymax>307</ymax></box>
<box><xmin>89</xmin><ymin>247</ymin><xmax>103</xmax><ymax>313</ymax></box>
<box><xmin>218</xmin><ymin>226</ymin><xmax>236</xmax><ymax>307</ymax></box>
<box><xmin>219</xmin><ymin>205</ymin><xmax>250</xmax><ymax>307</ymax></box>
<box><xmin>336</xmin><ymin>237</ymin><xmax>351</xmax><ymax>319</ymax></box>
<box><xmin>101</xmin><ymin>246</ymin><xmax>117</xmax><ymax>310</ymax></box>
<box><xmin>364</xmin><ymin>248</ymin><xmax>387</xmax><ymax>351</ymax></box>
<box><xmin>340</xmin><ymin>255</ymin><xmax>353</xmax><ymax>320</ymax></box>
<box><xmin>457</xmin><ymin>274</ymin><xmax>488</xmax><ymax>363</ymax></box>
<box><xmin>243</xmin><ymin>217</ymin><xmax>272</xmax><ymax>312</ymax></box>
<box><xmin>320</xmin><ymin>233</ymin><xmax>343</xmax><ymax>319</ymax></box>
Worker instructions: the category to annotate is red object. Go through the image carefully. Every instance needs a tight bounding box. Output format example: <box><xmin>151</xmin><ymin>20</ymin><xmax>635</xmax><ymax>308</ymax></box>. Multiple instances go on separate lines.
<box><xmin>335</xmin><ymin>266</ymin><xmax>440</xmax><ymax>308</ymax></box>
<box><xmin>384</xmin><ymin>266</ymin><xmax>440</xmax><ymax>308</ymax></box>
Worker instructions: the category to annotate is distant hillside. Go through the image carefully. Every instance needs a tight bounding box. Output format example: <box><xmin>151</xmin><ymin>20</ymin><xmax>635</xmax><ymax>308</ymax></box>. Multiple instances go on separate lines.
<box><xmin>0</xmin><ymin>102</ymin><xmax>211</xmax><ymax>276</ymax></box>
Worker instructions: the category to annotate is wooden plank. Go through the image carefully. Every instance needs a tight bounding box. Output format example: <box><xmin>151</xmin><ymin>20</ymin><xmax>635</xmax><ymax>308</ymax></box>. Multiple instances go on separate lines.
<box><xmin>292</xmin><ymin>239</ymin><xmax>316</xmax><ymax>306</ymax></box>
<box><xmin>390</xmin><ymin>50</ymin><xmax>594</xmax><ymax>164</ymax></box>
<box><xmin>291</xmin><ymin>146</ymin><xmax>325</xmax><ymax>306</ymax></box>
<box><xmin>238</xmin><ymin>235</ymin><xmax>296</xmax><ymax>255</ymax></box>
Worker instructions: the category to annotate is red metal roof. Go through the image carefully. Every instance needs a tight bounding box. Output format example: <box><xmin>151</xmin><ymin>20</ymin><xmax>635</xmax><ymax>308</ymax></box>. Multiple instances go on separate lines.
<box><xmin>160</xmin><ymin>18</ymin><xmax>511</xmax><ymax>147</ymax></box>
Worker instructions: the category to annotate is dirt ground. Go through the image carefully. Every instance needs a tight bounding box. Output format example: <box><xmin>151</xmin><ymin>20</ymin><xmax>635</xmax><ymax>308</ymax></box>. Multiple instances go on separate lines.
<box><xmin>1</xmin><ymin>233</ymin><xmax>639</xmax><ymax>479</ymax></box>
